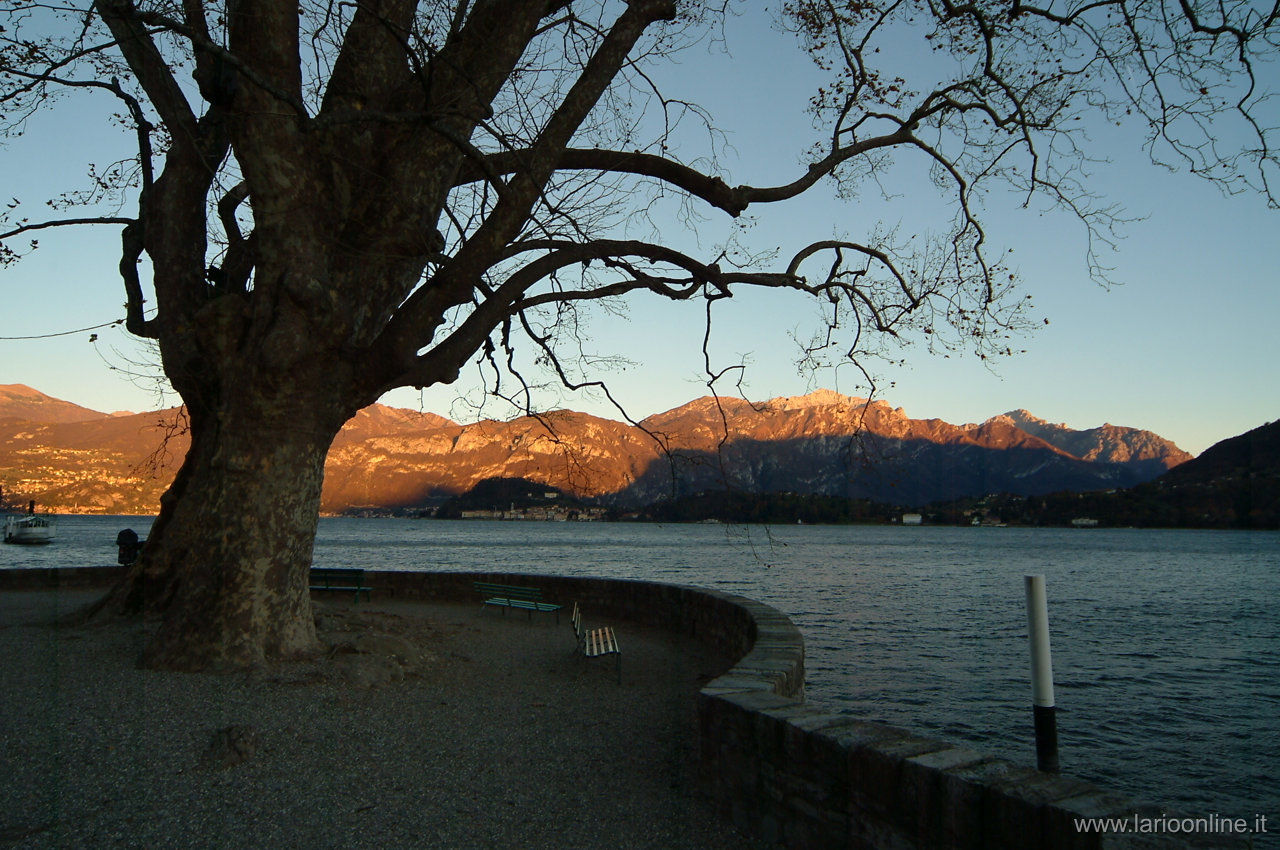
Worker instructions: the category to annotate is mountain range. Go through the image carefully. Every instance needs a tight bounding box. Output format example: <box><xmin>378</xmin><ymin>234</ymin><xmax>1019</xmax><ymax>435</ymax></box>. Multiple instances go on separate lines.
<box><xmin>0</xmin><ymin>384</ymin><xmax>1195</xmax><ymax>516</ymax></box>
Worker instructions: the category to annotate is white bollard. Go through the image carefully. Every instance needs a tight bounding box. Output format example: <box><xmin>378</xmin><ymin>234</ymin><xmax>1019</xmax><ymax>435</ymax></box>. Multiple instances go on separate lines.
<box><xmin>1024</xmin><ymin>574</ymin><xmax>1060</xmax><ymax>772</ymax></box>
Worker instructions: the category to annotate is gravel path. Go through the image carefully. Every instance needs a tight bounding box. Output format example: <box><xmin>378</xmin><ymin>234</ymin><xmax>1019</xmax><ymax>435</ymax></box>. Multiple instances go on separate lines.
<box><xmin>0</xmin><ymin>589</ymin><xmax>769</xmax><ymax>849</ymax></box>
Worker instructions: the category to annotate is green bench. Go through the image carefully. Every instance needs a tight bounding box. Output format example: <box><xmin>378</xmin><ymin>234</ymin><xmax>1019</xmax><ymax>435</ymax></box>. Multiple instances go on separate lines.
<box><xmin>571</xmin><ymin>602</ymin><xmax>621</xmax><ymax>683</ymax></box>
<box><xmin>309</xmin><ymin>567</ymin><xmax>372</xmax><ymax>602</ymax></box>
<box><xmin>473</xmin><ymin>581</ymin><xmax>561</xmax><ymax>623</ymax></box>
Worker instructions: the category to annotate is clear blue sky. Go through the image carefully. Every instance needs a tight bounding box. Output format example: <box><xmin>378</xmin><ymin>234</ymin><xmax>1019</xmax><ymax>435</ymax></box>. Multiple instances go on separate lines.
<box><xmin>1</xmin><ymin>8</ymin><xmax>1275</xmax><ymax>456</ymax></box>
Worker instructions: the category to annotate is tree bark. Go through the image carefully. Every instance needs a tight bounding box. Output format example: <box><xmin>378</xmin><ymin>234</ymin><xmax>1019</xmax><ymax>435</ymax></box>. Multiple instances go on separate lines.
<box><xmin>89</xmin><ymin>395</ymin><xmax>347</xmax><ymax>672</ymax></box>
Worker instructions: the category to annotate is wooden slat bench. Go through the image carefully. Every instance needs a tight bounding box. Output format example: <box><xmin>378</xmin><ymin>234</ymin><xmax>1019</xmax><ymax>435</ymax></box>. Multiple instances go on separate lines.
<box><xmin>309</xmin><ymin>567</ymin><xmax>372</xmax><ymax>602</ymax></box>
<box><xmin>473</xmin><ymin>581</ymin><xmax>561</xmax><ymax>623</ymax></box>
<box><xmin>571</xmin><ymin>602</ymin><xmax>621</xmax><ymax>683</ymax></box>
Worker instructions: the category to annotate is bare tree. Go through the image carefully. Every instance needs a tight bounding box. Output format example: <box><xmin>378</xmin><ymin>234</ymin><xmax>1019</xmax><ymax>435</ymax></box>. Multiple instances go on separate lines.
<box><xmin>1</xmin><ymin>0</ymin><xmax>1274</xmax><ymax>670</ymax></box>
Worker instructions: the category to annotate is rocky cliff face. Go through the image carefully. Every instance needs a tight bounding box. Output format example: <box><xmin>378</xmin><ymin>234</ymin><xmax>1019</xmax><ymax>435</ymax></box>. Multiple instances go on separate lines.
<box><xmin>993</xmin><ymin>409</ymin><xmax>1192</xmax><ymax>471</ymax></box>
<box><xmin>0</xmin><ymin>385</ymin><xmax>1193</xmax><ymax>514</ymax></box>
<box><xmin>625</xmin><ymin>392</ymin><xmax>1190</xmax><ymax>506</ymax></box>
<box><xmin>323</xmin><ymin>409</ymin><xmax>661</xmax><ymax>510</ymax></box>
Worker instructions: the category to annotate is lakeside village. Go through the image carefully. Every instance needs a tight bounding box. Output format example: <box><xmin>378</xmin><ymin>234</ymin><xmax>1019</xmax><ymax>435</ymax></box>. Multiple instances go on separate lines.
<box><xmin>431</xmin><ymin>501</ymin><xmax>1087</xmax><ymax>527</ymax></box>
<box><xmin>455</xmin><ymin>495</ymin><xmax>610</xmax><ymax>523</ymax></box>
<box><xmin>383</xmin><ymin>506</ymin><xmax>1096</xmax><ymax>527</ymax></box>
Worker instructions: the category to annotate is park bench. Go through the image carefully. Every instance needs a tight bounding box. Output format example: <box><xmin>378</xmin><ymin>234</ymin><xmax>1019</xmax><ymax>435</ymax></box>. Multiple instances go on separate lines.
<box><xmin>571</xmin><ymin>602</ymin><xmax>621</xmax><ymax>683</ymax></box>
<box><xmin>309</xmin><ymin>567</ymin><xmax>373</xmax><ymax>602</ymax></box>
<box><xmin>473</xmin><ymin>581</ymin><xmax>562</xmax><ymax>623</ymax></box>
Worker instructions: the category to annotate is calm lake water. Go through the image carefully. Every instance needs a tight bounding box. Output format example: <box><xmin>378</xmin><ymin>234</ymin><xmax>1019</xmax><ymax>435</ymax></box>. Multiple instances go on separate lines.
<box><xmin>5</xmin><ymin>516</ymin><xmax>1277</xmax><ymax>824</ymax></box>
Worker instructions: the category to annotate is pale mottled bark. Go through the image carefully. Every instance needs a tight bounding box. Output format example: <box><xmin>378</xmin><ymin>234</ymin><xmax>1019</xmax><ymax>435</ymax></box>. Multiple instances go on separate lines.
<box><xmin>142</xmin><ymin>426</ymin><xmax>329</xmax><ymax>669</ymax></box>
<box><xmin>88</xmin><ymin>399</ymin><xmax>345</xmax><ymax>670</ymax></box>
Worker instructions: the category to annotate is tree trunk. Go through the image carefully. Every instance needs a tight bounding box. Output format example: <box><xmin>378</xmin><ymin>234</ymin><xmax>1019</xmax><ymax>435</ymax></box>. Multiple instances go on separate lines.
<box><xmin>89</xmin><ymin>397</ymin><xmax>346</xmax><ymax>672</ymax></box>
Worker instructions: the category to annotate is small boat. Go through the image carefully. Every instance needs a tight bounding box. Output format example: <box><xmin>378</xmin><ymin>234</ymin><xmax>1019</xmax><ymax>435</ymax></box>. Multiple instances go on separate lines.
<box><xmin>4</xmin><ymin>506</ymin><xmax>57</xmax><ymax>545</ymax></box>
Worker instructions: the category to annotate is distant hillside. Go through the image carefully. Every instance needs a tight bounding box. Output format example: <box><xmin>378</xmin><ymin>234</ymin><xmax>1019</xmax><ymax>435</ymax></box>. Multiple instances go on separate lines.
<box><xmin>0</xmin><ymin>385</ymin><xmax>1196</xmax><ymax>515</ymax></box>
<box><xmin>1159</xmin><ymin>418</ymin><xmax>1279</xmax><ymax>485</ymax></box>
<box><xmin>1134</xmin><ymin>418</ymin><xmax>1280</xmax><ymax>528</ymax></box>
<box><xmin>0</xmin><ymin>384</ymin><xmax>111</xmax><ymax>424</ymax></box>
<box><xmin>0</xmin><ymin>406</ymin><xmax>188</xmax><ymax>514</ymax></box>
<box><xmin>331</xmin><ymin>404</ymin><xmax>455</xmax><ymax>441</ymax></box>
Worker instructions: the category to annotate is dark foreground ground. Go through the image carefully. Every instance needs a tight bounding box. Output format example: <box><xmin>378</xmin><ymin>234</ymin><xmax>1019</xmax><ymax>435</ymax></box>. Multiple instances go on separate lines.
<box><xmin>0</xmin><ymin>589</ymin><xmax>770</xmax><ymax>849</ymax></box>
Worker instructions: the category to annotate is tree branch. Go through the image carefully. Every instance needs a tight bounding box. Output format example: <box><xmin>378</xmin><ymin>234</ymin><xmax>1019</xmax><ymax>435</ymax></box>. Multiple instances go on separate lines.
<box><xmin>94</xmin><ymin>0</ymin><xmax>202</xmax><ymax>143</ymax></box>
<box><xmin>454</xmin><ymin>126</ymin><xmax>918</xmax><ymax>218</ymax></box>
<box><xmin>1</xmin><ymin>216</ymin><xmax>136</xmax><ymax>240</ymax></box>
<box><xmin>376</xmin><ymin>0</ymin><xmax>679</xmax><ymax>377</ymax></box>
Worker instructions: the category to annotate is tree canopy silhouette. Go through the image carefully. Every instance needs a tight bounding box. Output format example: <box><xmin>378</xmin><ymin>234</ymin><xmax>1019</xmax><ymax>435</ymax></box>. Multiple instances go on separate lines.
<box><xmin>2</xmin><ymin>0</ymin><xmax>1275</xmax><ymax>669</ymax></box>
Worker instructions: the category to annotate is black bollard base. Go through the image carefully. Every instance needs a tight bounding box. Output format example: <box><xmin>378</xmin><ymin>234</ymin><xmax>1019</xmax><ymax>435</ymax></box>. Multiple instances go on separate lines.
<box><xmin>1033</xmin><ymin>703</ymin><xmax>1060</xmax><ymax>773</ymax></box>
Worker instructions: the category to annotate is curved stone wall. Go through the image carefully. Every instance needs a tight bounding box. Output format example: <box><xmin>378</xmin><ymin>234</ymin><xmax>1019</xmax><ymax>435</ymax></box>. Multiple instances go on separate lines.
<box><xmin>0</xmin><ymin>567</ymin><xmax>1247</xmax><ymax>848</ymax></box>
<box><xmin>366</xmin><ymin>569</ymin><xmax>803</xmax><ymax>695</ymax></box>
